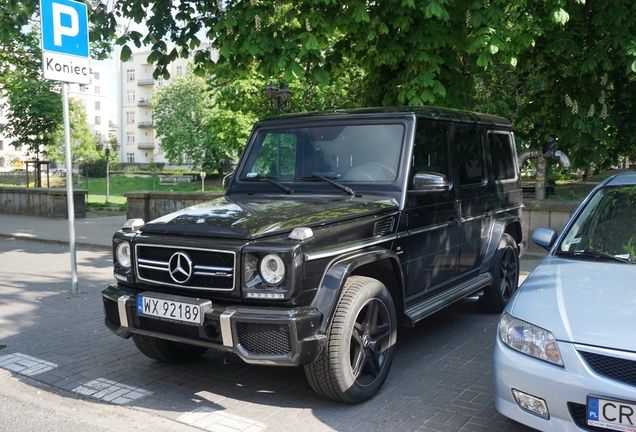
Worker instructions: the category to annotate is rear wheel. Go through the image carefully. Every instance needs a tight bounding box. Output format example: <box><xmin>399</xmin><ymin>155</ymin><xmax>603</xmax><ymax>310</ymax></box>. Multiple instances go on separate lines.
<box><xmin>304</xmin><ymin>276</ymin><xmax>397</xmax><ymax>403</ymax></box>
<box><xmin>479</xmin><ymin>233</ymin><xmax>519</xmax><ymax>313</ymax></box>
<box><xmin>132</xmin><ymin>334</ymin><xmax>208</xmax><ymax>364</ymax></box>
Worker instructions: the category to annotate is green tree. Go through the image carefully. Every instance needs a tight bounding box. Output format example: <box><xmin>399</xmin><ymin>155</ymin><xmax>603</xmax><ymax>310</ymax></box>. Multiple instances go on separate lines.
<box><xmin>102</xmin><ymin>0</ymin><xmax>636</xmax><ymax>170</ymax></box>
<box><xmin>0</xmin><ymin>29</ymin><xmax>62</xmax><ymax>161</ymax></box>
<box><xmin>152</xmin><ymin>68</ymin><xmax>244</xmax><ymax>173</ymax></box>
<box><xmin>49</xmin><ymin>97</ymin><xmax>101</xmax><ymax>165</ymax></box>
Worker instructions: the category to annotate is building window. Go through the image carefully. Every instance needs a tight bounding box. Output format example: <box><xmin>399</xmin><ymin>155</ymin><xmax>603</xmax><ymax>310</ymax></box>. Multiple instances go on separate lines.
<box><xmin>176</xmin><ymin>65</ymin><xmax>183</xmax><ymax>75</ymax></box>
<box><xmin>79</xmin><ymin>84</ymin><xmax>86</xmax><ymax>92</ymax></box>
<box><xmin>126</xmin><ymin>90</ymin><xmax>135</xmax><ymax>102</ymax></box>
<box><xmin>95</xmin><ymin>101</ymin><xmax>101</xmax><ymax>110</ymax></box>
<box><xmin>95</xmin><ymin>116</ymin><xmax>101</xmax><ymax>125</ymax></box>
<box><xmin>0</xmin><ymin>140</ymin><xmax>3</xmax><ymax>151</ymax></box>
<box><xmin>157</xmin><ymin>77</ymin><xmax>164</xmax><ymax>87</ymax></box>
<box><xmin>127</xmin><ymin>69</ymin><xmax>135</xmax><ymax>82</ymax></box>
<box><xmin>0</xmin><ymin>157</ymin><xmax>4</xmax><ymax>168</ymax></box>
<box><xmin>126</xmin><ymin>111</ymin><xmax>134</xmax><ymax>124</ymax></box>
<box><xmin>94</xmin><ymin>71</ymin><xmax>100</xmax><ymax>80</ymax></box>
<box><xmin>126</xmin><ymin>132</ymin><xmax>135</xmax><ymax>144</ymax></box>
<box><xmin>94</xmin><ymin>86</ymin><xmax>100</xmax><ymax>94</ymax></box>
<box><xmin>127</xmin><ymin>153</ymin><xmax>135</xmax><ymax>163</ymax></box>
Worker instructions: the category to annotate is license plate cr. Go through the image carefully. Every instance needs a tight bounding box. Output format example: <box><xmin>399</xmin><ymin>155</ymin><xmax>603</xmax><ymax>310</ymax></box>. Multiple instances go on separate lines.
<box><xmin>137</xmin><ymin>295</ymin><xmax>204</xmax><ymax>325</ymax></box>
<box><xmin>588</xmin><ymin>396</ymin><xmax>636</xmax><ymax>431</ymax></box>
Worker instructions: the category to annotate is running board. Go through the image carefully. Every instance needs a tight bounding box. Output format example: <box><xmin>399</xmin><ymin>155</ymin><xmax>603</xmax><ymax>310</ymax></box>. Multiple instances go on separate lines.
<box><xmin>404</xmin><ymin>273</ymin><xmax>493</xmax><ymax>326</ymax></box>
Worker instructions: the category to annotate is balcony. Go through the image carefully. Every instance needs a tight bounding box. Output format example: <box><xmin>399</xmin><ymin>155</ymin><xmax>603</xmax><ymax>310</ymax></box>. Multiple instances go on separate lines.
<box><xmin>138</xmin><ymin>122</ymin><xmax>154</xmax><ymax>128</ymax></box>
<box><xmin>137</xmin><ymin>79</ymin><xmax>154</xmax><ymax>86</ymax></box>
<box><xmin>138</xmin><ymin>142</ymin><xmax>155</xmax><ymax>149</ymax></box>
<box><xmin>137</xmin><ymin>99</ymin><xmax>151</xmax><ymax>107</ymax></box>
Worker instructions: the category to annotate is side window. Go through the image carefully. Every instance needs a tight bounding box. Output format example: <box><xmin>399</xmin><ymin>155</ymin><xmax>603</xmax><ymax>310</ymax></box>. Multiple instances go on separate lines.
<box><xmin>412</xmin><ymin>123</ymin><xmax>448</xmax><ymax>178</ymax></box>
<box><xmin>455</xmin><ymin>129</ymin><xmax>484</xmax><ymax>185</ymax></box>
<box><xmin>488</xmin><ymin>132</ymin><xmax>516</xmax><ymax>181</ymax></box>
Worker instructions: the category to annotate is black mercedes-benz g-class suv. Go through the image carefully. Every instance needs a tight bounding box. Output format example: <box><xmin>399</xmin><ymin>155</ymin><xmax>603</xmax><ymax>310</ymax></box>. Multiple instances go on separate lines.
<box><xmin>102</xmin><ymin>106</ymin><xmax>523</xmax><ymax>403</ymax></box>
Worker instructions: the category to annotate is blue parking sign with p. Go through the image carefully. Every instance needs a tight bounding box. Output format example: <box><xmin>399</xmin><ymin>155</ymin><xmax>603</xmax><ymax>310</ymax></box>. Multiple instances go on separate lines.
<box><xmin>41</xmin><ymin>0</ymin><xmax>88</xmax><ymax>57</ymax></box>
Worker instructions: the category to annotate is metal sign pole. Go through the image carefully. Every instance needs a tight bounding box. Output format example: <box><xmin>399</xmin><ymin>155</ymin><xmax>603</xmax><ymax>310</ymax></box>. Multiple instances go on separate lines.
<box><xmin>40</xmin><ymin>0</ymin><xmax>89</xmax><ymax>296</ymax></box>
<box><xmin>62</xmin><ymin>83</ymin><xmax>79</xmax><ymax>295</ymax></box>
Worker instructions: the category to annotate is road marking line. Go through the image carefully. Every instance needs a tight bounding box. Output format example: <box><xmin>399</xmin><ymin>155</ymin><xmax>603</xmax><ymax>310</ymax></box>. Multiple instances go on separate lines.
<box><xmin>0</xmin><ymin>353</ymin><xmax>58</xmax><ymax>376</ymax></box>
<box><xmin>72</xmin><ymin>378</ymin><xmax>152</xmax><ymax>404</ymax></box>
<box><xmin>178</xmin><ymin>406</ymin><xmax>267</xmax><ymax>432</ymax></box>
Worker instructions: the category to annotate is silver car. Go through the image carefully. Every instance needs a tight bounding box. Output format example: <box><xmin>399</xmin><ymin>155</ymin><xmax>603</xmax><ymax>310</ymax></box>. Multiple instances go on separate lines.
<box><xmin>494</xmin><ymin>172</ymin><xmax>636</xmax><ymax>431</ymax></box>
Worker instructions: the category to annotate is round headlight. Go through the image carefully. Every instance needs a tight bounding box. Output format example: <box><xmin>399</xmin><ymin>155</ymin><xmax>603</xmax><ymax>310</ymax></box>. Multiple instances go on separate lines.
<box><xmin>116</xmin><ymin>242</ymin><xmax>132</xmax><ymax>268</ymax></box>
<box><xmin>259</xmin><ymin>254</ymin><xmax>285</xmax><ymax>285</ymax></box>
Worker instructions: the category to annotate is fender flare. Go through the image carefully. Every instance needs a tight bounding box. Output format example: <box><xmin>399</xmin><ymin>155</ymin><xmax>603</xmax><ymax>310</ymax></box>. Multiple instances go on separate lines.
<box><xmin>479</xmin><ymin>215</ymin><xmax>522</xmax><ymax>274</ymax></box>
<box><xmin>310</xmin><ymin>248</ymin><xmax>403</xmax><ymax>333</ymax></box>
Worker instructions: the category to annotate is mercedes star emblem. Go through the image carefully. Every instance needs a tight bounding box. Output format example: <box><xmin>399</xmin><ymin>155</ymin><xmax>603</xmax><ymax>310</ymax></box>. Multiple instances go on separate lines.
<box><xmin>168</xmin><ymin>251</ymin><xmax>193</xmax><ymax>284</ymax></box>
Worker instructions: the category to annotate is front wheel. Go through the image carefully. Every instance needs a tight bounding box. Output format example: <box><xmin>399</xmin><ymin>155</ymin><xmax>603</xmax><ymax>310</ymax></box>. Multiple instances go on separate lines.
<box><xmin>132</xmin><ymin>334</ymin><xmax>208</xmax><ymax>364</ymax></box>
<box><xmin>479</xmin><ymin>233</ymin><xmax>519</xmax><ymax>313</ymax></box>
<box><xmin>304</xmin><ymin>276</ymin><xmax>397</xmax><ymax>403</ymax></box>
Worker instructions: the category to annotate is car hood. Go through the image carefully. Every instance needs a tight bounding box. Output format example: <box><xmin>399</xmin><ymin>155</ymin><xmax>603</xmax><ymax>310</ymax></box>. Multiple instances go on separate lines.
<box><xmin>139</xmin><ymin>194</ymin><xmax>398</xmax><ymax>239</ymax></box>
<box><xmin>509</xmin><ymin>255</ymin><xmax>636</xmax><ymax>351</ymax></box>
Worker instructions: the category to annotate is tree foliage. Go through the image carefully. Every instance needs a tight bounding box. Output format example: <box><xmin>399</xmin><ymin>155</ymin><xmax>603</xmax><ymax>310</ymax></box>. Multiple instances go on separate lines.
<box><xmin>0</xmin><ymin>29</ymin><xmax>62</xmax><ymax>160</ymax></box>
<box><xmin>151</xmin><ymin>68</ymin><xmax>245</xmax><ymax>173</ymax></box>
<box><xmin>49</xmin><ymin>98</ymin><xmax>101</xmax><ymax>164</ymax></box>
<box><xmin>2</xmin><ymin>1</ymin><xmax>636</xmax><ymax>172</ymax></box>
<box><xmin>91</xmin><ymin>0</ymin><xmax>636</xmax><ymax>170</ymax></box>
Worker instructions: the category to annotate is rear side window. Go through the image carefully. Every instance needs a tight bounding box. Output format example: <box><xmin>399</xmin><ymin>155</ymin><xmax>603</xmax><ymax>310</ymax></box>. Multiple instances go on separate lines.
<box><xmin>412</xmin><ymin>123</ymin><xmax>448</xmax><ymax>177</ymax></box>
<box><xmin>488</xmin><ymin>132</ymin><xmax>516</xmax><ymax>181</ymax></box>
<box><xmin>454</xmin><ymin>129</ymin><xmax>484</xmax><ymax>185</ymax></box>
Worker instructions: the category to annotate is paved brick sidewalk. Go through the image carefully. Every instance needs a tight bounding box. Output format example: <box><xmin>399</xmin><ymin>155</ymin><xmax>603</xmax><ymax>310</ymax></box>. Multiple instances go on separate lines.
<box><xmin>0</xmin><ymin>223</ymin><xmax>542</xmax><ymax>431</ymax></box>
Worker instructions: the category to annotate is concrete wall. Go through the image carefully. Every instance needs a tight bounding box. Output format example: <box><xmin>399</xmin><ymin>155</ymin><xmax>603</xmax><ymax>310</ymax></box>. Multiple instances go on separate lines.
<box><xmin>0</xmin><ymin>187</ymin><xmax>87</xmax><ymax>218</ymax></box>
<box><xmin>522</xmin><ymin>199</ymin><xmax>581</xmax><ymax>251</ymax></box>
<box><xmin>125</xmin><ymin>191</ymin><xmax>224</xmax><ymax>222</ymax></box>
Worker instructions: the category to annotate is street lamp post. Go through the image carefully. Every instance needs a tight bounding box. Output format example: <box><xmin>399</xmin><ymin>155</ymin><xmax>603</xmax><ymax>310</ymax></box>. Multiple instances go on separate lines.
<box><xmin>200</xmin><ymin>171</ymin><xmax>206</xmax><ymax>192</ymax></box>
<box><xmin>264</xmin><ymin>82</ymin><xmax>292</xmax><ymax>115</ymax></box>
<box><xmin>95</xmin><ymin>141</ymin><xmax>120</xmax><ymax>203</ymax></box>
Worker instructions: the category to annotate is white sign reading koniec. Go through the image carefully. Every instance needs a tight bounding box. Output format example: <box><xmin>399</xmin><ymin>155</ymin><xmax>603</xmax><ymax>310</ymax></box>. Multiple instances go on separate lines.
<box><xmin>40</xmin><ymin>0</ymin><xmax>90</xmax><ymax>84</ymax></box>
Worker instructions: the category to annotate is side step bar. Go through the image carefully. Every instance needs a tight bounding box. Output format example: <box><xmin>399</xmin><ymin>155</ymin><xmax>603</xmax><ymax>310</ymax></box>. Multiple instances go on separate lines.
<box><xmin>404</xmin><ymin>273</ymin><xmax>492</xmax><ymax>326</ymax></box>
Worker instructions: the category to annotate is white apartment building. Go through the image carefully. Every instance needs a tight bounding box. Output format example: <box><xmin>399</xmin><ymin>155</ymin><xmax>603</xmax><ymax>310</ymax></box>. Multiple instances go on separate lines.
<box><xmin>68</xmin><ymin>64</ymin><xmax>112</xmax><ymax>144</ymax></box>
<box><xmin>117</xmin><ymin>44</ymin><xmax>212</xmax><ymax>164</ymax></box>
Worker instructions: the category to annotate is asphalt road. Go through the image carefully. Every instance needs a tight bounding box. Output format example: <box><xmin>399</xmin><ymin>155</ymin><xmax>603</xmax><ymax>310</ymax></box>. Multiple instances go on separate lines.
<box><xmin>0</xmin><ymin>238</ymin><xmax>540</xmax><ymax>432</ymax></box>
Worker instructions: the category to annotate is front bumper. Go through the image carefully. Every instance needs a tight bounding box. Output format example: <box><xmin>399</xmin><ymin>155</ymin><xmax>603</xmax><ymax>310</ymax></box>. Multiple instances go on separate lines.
<box><xmin>101</xmin><ymin>283</ymin><xmax>324</xmax><ymax>366</ymax></box>
<box><xmin>493</xmin><ymin>334</ymin><xmax>636</xmax><ymax>431</ymax></box>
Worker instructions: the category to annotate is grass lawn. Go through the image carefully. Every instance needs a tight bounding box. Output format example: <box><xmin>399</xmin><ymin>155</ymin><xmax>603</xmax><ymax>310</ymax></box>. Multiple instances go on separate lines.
<box><xmin>0</xmin><ymin>175</ymin><xmax>224</xmax><ymax>207</ymax></box>
<box><xmin>75</xmin><ymin>175</ymin><xmax>223</xmax><ymax>203</ymax></box>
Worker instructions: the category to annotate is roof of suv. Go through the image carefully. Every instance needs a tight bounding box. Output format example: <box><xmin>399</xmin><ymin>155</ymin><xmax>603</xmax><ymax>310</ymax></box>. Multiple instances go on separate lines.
<box><xmin>257</xmin><ymin>106</ymin><xmax>512</xmax><ymax>127</ymax></box>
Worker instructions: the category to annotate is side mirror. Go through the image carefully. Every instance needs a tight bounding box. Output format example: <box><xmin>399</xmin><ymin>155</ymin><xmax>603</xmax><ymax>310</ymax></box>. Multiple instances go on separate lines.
<box><xmin>222</xmin><ymin>172</ymin><xmax>234</xmax><ymax>192</ymax></box>
<box><xmin>410</xmin><ymin>172</ymin><xmax>450</xmax><ymax>194</ymax></box>
<box><xmin>532</xmin><ymin>227</ymin><xmax>557</xmax><ymax>250</ymax></box>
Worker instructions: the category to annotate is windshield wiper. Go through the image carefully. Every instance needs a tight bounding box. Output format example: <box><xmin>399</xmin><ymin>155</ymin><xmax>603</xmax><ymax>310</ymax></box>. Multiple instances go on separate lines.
<box><xmin>240</xmin><ymin>175</ymin><xmax>293</xmax><ymax>194</ymax></box>
<box><xmin>299</xmin><ymin>174</ymin><xmax>355</xmax><ymax>196</ymax></box>
<box><xmin>557</xmin><ymin>249</ymin><xmax>631</xmax><ymax>263</ymax></box>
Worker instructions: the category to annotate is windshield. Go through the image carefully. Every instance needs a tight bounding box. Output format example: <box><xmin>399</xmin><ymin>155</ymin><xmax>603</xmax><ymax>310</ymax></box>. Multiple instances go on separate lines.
<box><xmin>238</xmin><ymin>123</ymin><xmax>405</xmax><ymax>183</ymax></box>
<box><xmin>559</xmin><ymin>185</ymin><xmax>636</xmax><ymax>261</ymax></box>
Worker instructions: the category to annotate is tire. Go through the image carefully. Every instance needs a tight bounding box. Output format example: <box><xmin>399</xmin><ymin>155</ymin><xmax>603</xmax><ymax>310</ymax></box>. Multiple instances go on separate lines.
<box><xmin>132</xmin><ymin>334</ymin><xmax>208</xmax><ymax>364</ymax></box>
<box><xmin>304</xmin><ymin>276</ymin><xmax>397</xmax><ymax>403</ymax></box>
<box><xmin>479</xmin><ymin>233</ymin><xmax>519</xmax><ymax>313</ymax></box>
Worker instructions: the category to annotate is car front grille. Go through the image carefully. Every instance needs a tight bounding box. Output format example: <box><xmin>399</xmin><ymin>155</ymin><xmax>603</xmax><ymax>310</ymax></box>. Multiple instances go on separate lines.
<box><xmin>103</xmin><ymin>297</ymin><xmax>120</xmax><ymax>327</ymax></box>
<box><xmin>236</xmin><ymin>322</ymin><xmax>291</xmax><ymax>356</ymax></box>
<box><xmin>567</xmin><ymin>402</ymin><xmax>609</xmax><ymax>432</ymax></box>
<box><xmin>135</xmin><ymin>244</ymin><xmax>236</xmax><ymax>291</ymax></box>
<box><xmin>579</xmin><ymin>349</ymin><xmax>636</xmax><ymax>387</ymax></box>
